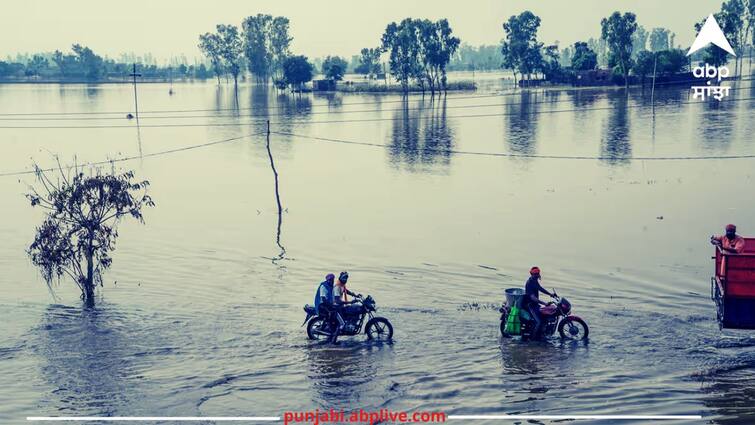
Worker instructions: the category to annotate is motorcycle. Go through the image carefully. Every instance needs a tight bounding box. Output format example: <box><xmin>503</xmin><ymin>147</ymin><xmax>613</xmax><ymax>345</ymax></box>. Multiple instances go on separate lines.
<box><xmin>303</xmin><ymin>295</ymin><xmax>393</xmax><ymax>343</ymax></box>
<box><xmin>499</xmin><ymin>291</ymin><xmax>589</xmax><ymax>341</ymax></box>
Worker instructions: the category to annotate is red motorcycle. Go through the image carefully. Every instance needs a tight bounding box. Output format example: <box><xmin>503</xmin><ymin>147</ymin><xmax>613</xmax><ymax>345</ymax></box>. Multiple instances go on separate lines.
<box><xmin>500</xmin><ymin>292</ymin><xmax>589</xmax><ymax>341</ymax></box>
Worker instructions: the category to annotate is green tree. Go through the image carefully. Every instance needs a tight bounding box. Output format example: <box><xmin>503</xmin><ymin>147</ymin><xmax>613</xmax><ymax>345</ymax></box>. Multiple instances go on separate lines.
<box><xmin>26</xmin><ymin>166</ymin><xmax>154</xmax><ymax>307</ymax></box>
<box><xmin>242</xmin><ymin>14</ymin><xmax>273</xmax><ymax>81</ymax></box>
<box><xmin>355</xmin><ymin>47</ymin><xmax>382</xmax><ymax>78</ymax></box>
<box><xmin>25</xmin><ymin>55</ymin><xmax>49</xmax><ymax>77</ymax></box>
<box><xmin>571</xmin><ymin>41</ymin><xmax>598</xmax><ymax>70</ymax></box>
<box><xmin>270</xmin><ymin>17</ymin><xmax>293</xmax><ymax>80</ymax></box>
<box><xmin>631</xmin><ymin>25</ymin><xmax>649</xmax><ymax>57</ymax></box>
<box><xmin>381</xmin><ymin>19</ymin><xmax>423</xmax><ymax>92</ymax></box>
<box><xmin>198</xmin><ymin>32</ymin><xmax>224</xmax><ymax>84</ymax></box>
<box><xmin>541</xmin><ymin>44</ymin><xmax>563</xmax><ymax>81</ymax></box>
<box><xmin>500</xmin><ymin>11</ymin><xmax>543</xmax><ymax>85</ymax></box>
<box><xmin>241</xmin><ymin>14</ymin><xmax>292</xmax><ymax>83</ymax></box>
<box><xmin>282</xmin><ymin>55</ymin><xmax>314</xmax><ymax>91</ymax></box>
<box><xmin>0</xmin><ymin>61</ymin><xmax>24</xmax><ymax>78</ymax></box>
<box><xmin>632</xmin><ymin>50</ymin><xmax>655</xmax><ymax>81</ymax></box>
<box><xmin>656</xmin><ymin>48</ymin><xmax>688</xmax><ymax>75</ymax></box>
<box><xmin>322</xmin><ymin>55</ymin><xmax>348</xmax><ymax>81</ymax></box>
<box><xmin>71</xmin><ymin>44</ymin><xmax>104</xmax><ymax>80</ymax></box>
<box><xmin>649</xmin><ymin>28</ymin><xmax>672</xmax><ymax>52</ymax></box>
<box><xmin>420</xmin><ymin>18</ymin><xmax>460</xmax><ymax>92</ymax></box>
<box><xmin>216</xmin><ymin>24</ymin><xmax>243</xmax><ymax>86</ymax></box>
<box><xmin>601</xmin><ymin>11</ymin><xmax>637</xmax><ymax>87</ymax></box>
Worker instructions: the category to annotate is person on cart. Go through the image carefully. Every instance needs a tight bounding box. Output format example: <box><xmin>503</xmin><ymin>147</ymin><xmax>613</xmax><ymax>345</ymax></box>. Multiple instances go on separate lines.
<box><xmin>711</xmin><ymin>224</ymin><xmax>745</xmax><ymax>254</ymax></box>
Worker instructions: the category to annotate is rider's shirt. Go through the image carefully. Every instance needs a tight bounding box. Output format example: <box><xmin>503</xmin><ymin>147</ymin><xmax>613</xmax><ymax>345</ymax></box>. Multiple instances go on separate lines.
<box><xmin>714</xmin><ymin>235</ymin><xmax>746</xmax><ymax>253</ymax></box>
<box><xmin>524</xmin><ymin>276</ymin><xmax>547</xmax><ymax>308</ymax></box>
<box><xmin>314</xmin><ymin>281</ymin><xmax>334</xmax><ymax>313</ymax></box>
<box><xmin>333</xmin><ymin>284</ymin><xmax>347</xmax><ymax>305</ymax></box>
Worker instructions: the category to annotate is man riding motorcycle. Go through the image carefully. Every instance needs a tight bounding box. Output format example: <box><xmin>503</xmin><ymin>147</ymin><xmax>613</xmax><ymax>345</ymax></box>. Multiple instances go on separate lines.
<box><xmin>314</xmin><ymin>273</ymin><xmax>336</xmax><ymax>315</ymax></box>
<box><xmin>524</xmin><ymin>267</ymin><xmax>557</xmax><ymax>339</ymax></box>
<box><xmin>331</xmin><ymin>271</ymin><xmax>361</xmax><ymax>342</ymax></box>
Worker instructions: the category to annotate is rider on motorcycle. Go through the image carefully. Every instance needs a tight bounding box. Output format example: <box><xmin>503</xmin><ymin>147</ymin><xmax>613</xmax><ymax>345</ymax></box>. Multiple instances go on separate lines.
<box><xmin>332</xmin><ymin>271</ymin><xmax>360</xmax><ymax>341</ymax></box>
<box><xmin>524</xmin><ymin>267</ymin><xmax>557</xmax><ymax>339</ymax></box>
<box><xmin>314</xmin><ymin>273</ymin><xmax>336</xmax><ymax>316</ymax></box>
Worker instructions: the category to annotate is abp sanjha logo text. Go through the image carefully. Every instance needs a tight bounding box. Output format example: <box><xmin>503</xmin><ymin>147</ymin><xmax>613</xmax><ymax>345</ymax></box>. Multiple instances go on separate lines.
<box><xmin>688</xmin><ymin>14</ymin><xmax>735</xmax><ymax>101</ymax></box>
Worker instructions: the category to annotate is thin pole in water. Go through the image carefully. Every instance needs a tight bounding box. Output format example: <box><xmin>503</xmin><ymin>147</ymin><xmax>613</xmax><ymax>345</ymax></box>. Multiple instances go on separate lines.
<box><xmin>650</xmin><ymin>53</ymin><xmax>658</xmax><ymax>116</ymax></box>
<box><xmin>129</xmin><ymin>63</ymin><xmax>142</xmax><ymax>122</ymax></box>
<box><xmin>265</xmin><ymin>120</ymin><xmax>285</xmax><ymax>263</ymax></box>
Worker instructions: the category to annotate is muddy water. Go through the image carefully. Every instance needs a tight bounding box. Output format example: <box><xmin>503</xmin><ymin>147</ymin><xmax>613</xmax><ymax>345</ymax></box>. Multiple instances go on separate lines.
<box><xmin>1</xmin><ymin>77</ymin><xmax>755</xmax><ymax>424</ymax></box>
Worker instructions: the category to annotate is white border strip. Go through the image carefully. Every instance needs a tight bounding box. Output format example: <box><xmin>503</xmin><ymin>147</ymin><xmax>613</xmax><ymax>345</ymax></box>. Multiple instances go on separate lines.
<box><xmin>27</xmin><ymin>418</ymin><xmax>280</xmax><ymax>422</ymax></box>
<box><xmin>449</xmin><ymin>415</ymin><xmax>703</xmax><ymax>420</ymax></box>
<box><xmin>26</xmin><ymin>415</ymin><xmax>704</xmax><ymax>422</ymax></box>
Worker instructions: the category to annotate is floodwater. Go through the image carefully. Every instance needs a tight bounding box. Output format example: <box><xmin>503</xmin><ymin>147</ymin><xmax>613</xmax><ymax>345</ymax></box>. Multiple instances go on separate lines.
<box><xmin>1</xmin><ymin>74</ymin><xmax>755</xmax><ymax>424</ymax></box>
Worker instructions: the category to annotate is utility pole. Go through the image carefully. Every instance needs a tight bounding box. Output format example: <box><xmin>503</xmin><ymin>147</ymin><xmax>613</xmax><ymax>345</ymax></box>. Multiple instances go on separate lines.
<box><xmin>650</xmin><ymin>52</ymin><xmax>658</xmax><ymax>116</ymax></box>
<box><xmin>129</xmin><ymin>63</ymin><xmax>142</xmax><ymax>122</ymax></box>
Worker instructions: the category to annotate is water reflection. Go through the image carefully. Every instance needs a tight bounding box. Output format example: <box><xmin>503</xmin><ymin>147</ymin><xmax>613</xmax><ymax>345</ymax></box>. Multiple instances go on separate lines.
<box><xmin>34</xmin><ymin>305</ymin><xmax>142</xmax><ymax>416</ymax></box>
<box><xmin>505</xmin><ymin>92</ymin><xmax>538</xmax><ymax>156</ymax></box>
<box><xmin>568</xmin><ymin>90</ymin><xmax>601</xmax><ymax>109</ymax></box>
<box><xmin>305</xmin><ymin>344</ymin><xmax>386</xmax><ymax>410</ymax></box>
<box><xmin>388</xmin><ymin>98</ymin><xmax>454</xmax><ymax>172</ymax></box>
<box><xmin>601</xmin><ymin>92</ymin><xmax>632</xmax><ymax>164</ymax></box>
<box><xmin>700</xmin><ymin>350</ymin><xmax>755</xmax><ymax>424</ymax></box>
<box><xmin>85</xmin><ymin>84</ymin><xmax>100</xmax><ymax>99</ymax></box>
<box><xmin>313</xmin><ymin>92</ymin><xmax>344</xmax><ymax>109</ymax></box>
<box><xmin>697</xmin><ymin>100</ymin><xmax>735</xmax><ymax>152</ymax></box>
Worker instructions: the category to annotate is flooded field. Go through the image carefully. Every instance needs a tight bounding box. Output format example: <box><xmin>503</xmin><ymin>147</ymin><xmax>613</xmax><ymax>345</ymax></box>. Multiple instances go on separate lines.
<box><xmin>1</xmin><ymin>76</ymin><xmax>755</xmax><ymax>424</ymax></box>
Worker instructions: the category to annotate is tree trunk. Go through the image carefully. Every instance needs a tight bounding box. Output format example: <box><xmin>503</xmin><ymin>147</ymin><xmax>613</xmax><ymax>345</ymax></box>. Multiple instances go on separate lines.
<box><xmin>84</xmin><ymin>249</ymin><xmax>95</xmax><ymax>307</ymax></box>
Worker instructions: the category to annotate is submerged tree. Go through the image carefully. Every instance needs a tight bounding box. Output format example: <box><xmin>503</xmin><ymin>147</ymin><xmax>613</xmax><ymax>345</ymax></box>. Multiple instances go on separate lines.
<box><xmin>381</xmin><ymin>18</ymin><xmax>460</xmax><ymax>94</ymax></box>
<box><xmin>500</xmin><ymin>11</ymin><xmax>544</xmax><ymax>85</ymax></box>
<box><xmin>571</xmin><ymin>41</ymin><xmax>598</xmax><ymax>70</ymax></box>
<box><xmin>381</xmin><ymin>19</ymin><xmax>423</xmax><ymax>92</ymax></box>
<box><xmin>322</xmin><ymin>55</ymin><xmax>349</xmax><ymax>81</ymax></box>
<box><xmin>601</xmin><ymin>11</ymin><xmax>637</xmax><ymax>88</ymax></box>
<box><xmin>282</xmin><ymin>55</ymin><xmax>314</xmax><ymax>91</ymax></box>
<box><xmin>355</xmin><ymin>47</ymin><xmax>382</xmax><ymax>79</ymax></box>
<box><xmin>216</xmin><ymin>24</ymin><xmax>244</xmax><ymax>86</ymax></box>
<box><xmin>241</xmin><ymin>14</ymin><xmax>292</xmax><ymax>83</ymax></box>
<box><xmin>198</xmin><ymin>32</ymin><xmax>224</xmax><ymax>84</ymax></box>
<box><xmin>649</xmin><ymin>27</ymin><xmax>672</xmax><ymax>52</ymax></box>
<box><xmin>26</xmin><ymin>165</ymin><xmax>154</xmax><ymax>307</ymax></box>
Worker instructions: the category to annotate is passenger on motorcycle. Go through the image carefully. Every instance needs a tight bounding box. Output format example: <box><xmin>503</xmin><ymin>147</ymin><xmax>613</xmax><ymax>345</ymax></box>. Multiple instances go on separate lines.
<box><xmin>524</xmin><ymin>267</ymin><xmax>557</xmax><ymax>339</ymax></box>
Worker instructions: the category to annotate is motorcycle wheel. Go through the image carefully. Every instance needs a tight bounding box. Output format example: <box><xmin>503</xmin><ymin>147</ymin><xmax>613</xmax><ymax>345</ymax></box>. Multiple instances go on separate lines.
<box><xmin>500</xmin><ymin>314</ymin><xmax>511</xmax><ymax>338</ymax></box>
<box><xmin>365</xmin><ymin>317</ymin><xmax>393</xmax><ymax>341</ymax></box>
<box><xmin>558</xmin><ymin>317</ymin><xmax>589</xmax><ymax>340</ymax></box>
<box><xmin>307</xmin><ymin>317</ymin><xmax>330</xmax><ymax>341</ymax></box>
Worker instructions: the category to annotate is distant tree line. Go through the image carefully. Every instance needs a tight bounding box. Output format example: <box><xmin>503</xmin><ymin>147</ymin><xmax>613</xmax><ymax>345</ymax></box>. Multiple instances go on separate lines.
<box><xmin>198</xmin><ymin>15</ymin><xmax>461</xmax><ymax>94</ymax></box>
<box><xmin>0</xmin><ymin>45</ymin><xmax>215</xmax><ymax>81</ymax></box>
<box><xmin>501</xmin><ymin>0</ymin><xmax>755</xmax><ymax>88</ymax></box>
<box><xmin>199</xmin><ymin>15</ymin><xmax>311</xmax><ymax>91</ymax></box>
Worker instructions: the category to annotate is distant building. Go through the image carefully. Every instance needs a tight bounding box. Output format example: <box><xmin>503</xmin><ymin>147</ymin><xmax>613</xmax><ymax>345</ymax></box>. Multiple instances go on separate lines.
<box><xmin>313</xmin><ymin>79</ymin><xmax>336</xmax><ymax>91</ymax></box>
<box><xmin>573</xmin><ymin>69</ymin><xmax>614</xmax><ymax>86</ymax></box>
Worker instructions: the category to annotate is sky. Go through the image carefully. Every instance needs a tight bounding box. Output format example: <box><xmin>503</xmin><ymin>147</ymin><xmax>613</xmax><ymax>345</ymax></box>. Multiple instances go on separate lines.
<box><xmin>1</xmin><ymin>0</ymin><xmax>726</xmax><ymax>63</ymax></box>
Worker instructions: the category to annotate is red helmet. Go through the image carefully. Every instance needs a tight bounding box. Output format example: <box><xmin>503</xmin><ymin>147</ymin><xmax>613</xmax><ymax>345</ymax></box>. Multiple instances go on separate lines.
<box><xmin>726</xmin><ymin>224</ymin><xmax>737</xmax><ymax>232</ymax></box>
<box><xmin>530</xmin><ymin>266</ymin><xmax>541</xmax><ymax>276</ymax></box>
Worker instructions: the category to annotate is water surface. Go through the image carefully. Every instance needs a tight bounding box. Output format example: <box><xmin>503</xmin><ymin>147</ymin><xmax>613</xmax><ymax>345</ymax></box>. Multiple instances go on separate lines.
<box><xmin>1</xmin><ymin>75</ymin><xmax>755</xmax><ymax>424</ymax></box>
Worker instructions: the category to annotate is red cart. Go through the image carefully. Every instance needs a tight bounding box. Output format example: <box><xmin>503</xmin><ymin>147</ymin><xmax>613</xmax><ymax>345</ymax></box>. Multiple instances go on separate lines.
<box><xmin>712</xmin><ymin>238</ymin><xmax>755</xmax><ymax>329</ymax></box>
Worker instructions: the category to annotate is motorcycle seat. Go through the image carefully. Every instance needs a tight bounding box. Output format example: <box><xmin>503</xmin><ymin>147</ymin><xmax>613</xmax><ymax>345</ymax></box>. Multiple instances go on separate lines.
<box><xmin>540</xmin><ymin>305</ymin><xmax>558</xmax><ymax>315</ymax></box>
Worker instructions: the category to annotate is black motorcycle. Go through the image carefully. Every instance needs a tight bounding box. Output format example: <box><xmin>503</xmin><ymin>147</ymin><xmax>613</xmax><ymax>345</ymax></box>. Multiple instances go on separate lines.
<box><xmin>303</xmin><ymin>295</ymin><xmax>393</xmax><ymax>343</ymax></box>
<box><xmin>500</xmin><ymin>292</ymin><xmax>589</xmax><ymax>341</ymax></box>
